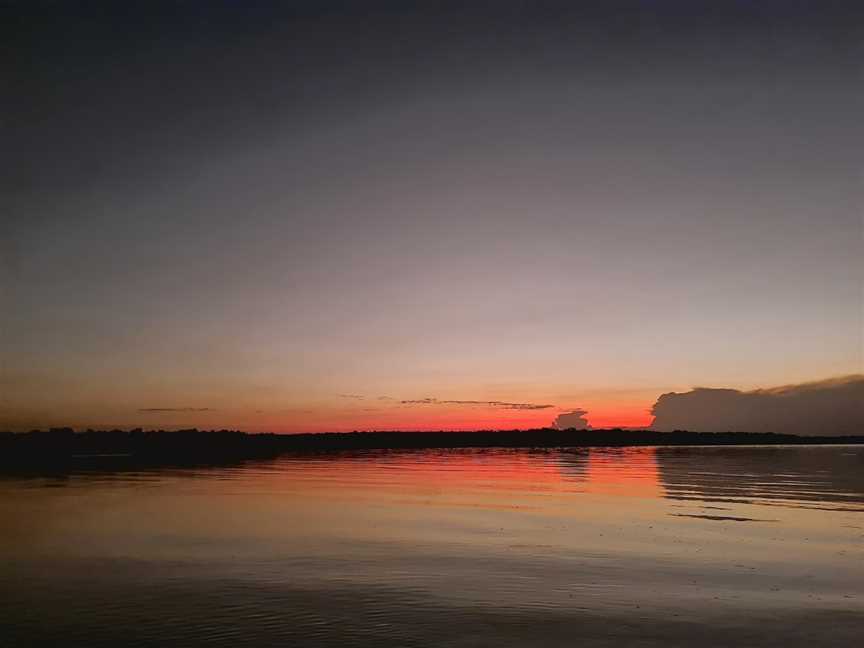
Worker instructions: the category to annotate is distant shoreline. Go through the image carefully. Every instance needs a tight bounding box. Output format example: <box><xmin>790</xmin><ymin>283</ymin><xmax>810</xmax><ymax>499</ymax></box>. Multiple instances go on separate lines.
<box><xmin>1</xmin><ymin>428</ymin><xmax>861</xmax><ymax>471</ymax></box>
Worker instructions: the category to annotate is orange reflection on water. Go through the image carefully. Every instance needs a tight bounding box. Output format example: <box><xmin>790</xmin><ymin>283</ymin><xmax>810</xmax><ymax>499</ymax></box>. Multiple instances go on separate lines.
<box><xmin>252</xmin><ymin>447</ymin><xmax>661</xmax><ymax>504</ymax></box>
<box><xmin>582</xmin><ymin>447</ymin><xmax>662</xmax><ymax>498</ymax></box>
<box><xmin>263</xmin><ymin>450</ymin><xmax>568</xmax><ymax>497</ymax></box>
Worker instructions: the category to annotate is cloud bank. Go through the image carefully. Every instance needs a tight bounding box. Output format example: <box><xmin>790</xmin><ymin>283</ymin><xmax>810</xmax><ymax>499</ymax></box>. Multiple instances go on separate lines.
<box><xmin>650</xmin><ymin>375</ymin><xmax>863</xmax><ymax>436</ymax></box>
<box><xmin>553</xmin><ymin>409</ymin><xmax>591</xmax><ymax>430</ymax></box>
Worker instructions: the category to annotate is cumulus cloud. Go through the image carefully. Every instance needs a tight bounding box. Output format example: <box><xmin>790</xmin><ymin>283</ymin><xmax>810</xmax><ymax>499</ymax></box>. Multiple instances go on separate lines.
<box><xmin>552</xmin><ymin>409</ymin><xmax>591</xmax><ymax>430</ymax></box>
<box><xmin>650</xmin><ymin>375</ymin><xmax>864</xmax><ymax>436</ymax></box>
<box><xmin>399</xmin><ymin>398</ymin><xmax>554</xmax><ymax>410</ymax></box>
<box><xmin>138</xmin><ymin>407</ymin><xmax>214</xmax><ymax>413</ymax></box>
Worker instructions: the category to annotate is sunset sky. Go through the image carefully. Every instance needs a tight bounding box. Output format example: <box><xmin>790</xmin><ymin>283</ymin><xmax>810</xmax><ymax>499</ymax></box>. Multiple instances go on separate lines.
<box><xmin>3</xmin><ymin>2</ymin><xmax>861</xmax><ymax>432</ymax></box>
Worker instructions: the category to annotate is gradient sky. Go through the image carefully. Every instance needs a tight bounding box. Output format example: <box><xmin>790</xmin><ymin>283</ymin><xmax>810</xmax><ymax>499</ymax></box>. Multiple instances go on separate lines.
<box><xmin>2</xmin><ymin>1</ymin><xmax>861</xmax><ymax>432</ymax></box>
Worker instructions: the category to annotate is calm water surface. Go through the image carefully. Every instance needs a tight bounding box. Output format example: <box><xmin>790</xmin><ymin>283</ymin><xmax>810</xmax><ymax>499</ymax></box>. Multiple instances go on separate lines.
<box><xmin>1</xmin><ymin>445</ymin><xmax>862</xmax><ymax>647</ymax></box>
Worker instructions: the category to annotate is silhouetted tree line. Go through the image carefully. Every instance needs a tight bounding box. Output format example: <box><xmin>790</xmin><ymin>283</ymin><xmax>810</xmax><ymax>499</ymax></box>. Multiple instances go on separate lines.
<box><xmin>0</xmin><ymin>427</ymin><xmax>861</xmax><ymax>471</ymax></box>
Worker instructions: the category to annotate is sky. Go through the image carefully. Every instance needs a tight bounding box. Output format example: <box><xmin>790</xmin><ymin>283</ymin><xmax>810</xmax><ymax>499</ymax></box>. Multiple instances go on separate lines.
<box><xmin>2</xmin><ymin>1</ymin><xmax>861</xmax><ymax>432</ymax></box>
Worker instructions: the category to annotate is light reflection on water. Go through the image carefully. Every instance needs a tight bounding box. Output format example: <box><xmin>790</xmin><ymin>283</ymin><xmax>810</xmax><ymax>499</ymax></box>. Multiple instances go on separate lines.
<box><xmin>1</xmin><ymin>446</ymin><xmax>862</xmax><ymax>647</ymax></box>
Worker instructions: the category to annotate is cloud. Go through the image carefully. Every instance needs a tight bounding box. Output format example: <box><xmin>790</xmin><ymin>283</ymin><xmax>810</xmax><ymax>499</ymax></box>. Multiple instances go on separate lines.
<box><xmin>650</xmin><ymin>375</ymin><xmax>864</xmax><ymax>436</ymax></box>
<box><xmin>553</xmin><ymin>409</ymin><xmax>591</xmax><ymax>430</ymax></box>
<box><xmin>337</xmin><ymin>394</ymin><xmax>365</xmax><ymax>400</ymax></box>
<box><xmin>138</xmin><ymin>407</ymin><xmax>214</xmax><ymax>413</ymax></box>
<box><xmin>399</xmin><ymin>398</ymin><xmax>554</xmax><ymax>410</ymax></box>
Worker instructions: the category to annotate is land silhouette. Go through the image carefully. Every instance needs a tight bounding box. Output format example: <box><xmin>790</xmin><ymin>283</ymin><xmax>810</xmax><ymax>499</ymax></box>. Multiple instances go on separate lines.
<box><xmin>1</xmin><ymin>427</ymin><xmax>861</xmax><ymax>472</ymax></box>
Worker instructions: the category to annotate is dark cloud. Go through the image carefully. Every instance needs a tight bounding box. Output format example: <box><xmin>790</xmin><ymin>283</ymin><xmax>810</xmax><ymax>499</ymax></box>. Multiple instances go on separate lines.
<box><xmin>399</xmin><ymin>398</ymin><xmax>554</xmax><ymax>410</ymax></box>
<box><xmin>650</xmin><ymin>375</ymin><xmax>864</xmax><ymax>436</ymax></box>
<box><xmin>553</xmin><ymin>409</ymin><xmax>591</xmax><ymax>430</ymax></box>
<box><xmin>139</xmin><ymin>407</ymin><xmax>214</xmax><ymax>413</ymax></box>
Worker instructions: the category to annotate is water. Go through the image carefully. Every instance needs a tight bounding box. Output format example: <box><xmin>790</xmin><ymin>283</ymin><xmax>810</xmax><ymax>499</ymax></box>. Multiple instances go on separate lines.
<box><xmin>1</xmin><ymin>445</ymin><xmax>862</xmax><ymax>647</ymax></box>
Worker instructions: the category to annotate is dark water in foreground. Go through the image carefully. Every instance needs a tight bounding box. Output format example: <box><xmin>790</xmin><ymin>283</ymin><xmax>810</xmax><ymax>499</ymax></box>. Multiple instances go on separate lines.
<box><xmin>1</xmin><ymin>445</ymin><xmax>862</xmax><ymax>647</ymax></box>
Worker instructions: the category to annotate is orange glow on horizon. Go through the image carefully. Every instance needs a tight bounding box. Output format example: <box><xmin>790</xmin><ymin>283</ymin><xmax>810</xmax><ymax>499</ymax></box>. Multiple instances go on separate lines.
<box><xmin>6</xmin><ymin>393</ymin><xmax>658</xmax><ymax>433</ymax></box>
<box><xmin>582</xmin><ymin>406</ymin><xmax>655</xmax><ymax>430</ymax></box>
<box><xmin>246</xmin><ymin>402</ymin><xmax>656</xmax><ymax>434</ymax></box>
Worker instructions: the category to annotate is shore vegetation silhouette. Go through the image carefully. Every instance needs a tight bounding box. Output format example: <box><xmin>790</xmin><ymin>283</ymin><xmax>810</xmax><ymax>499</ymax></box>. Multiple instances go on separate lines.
<box><xmin>1</xmin><ymin>427</ymin><xmax>861</xmax><ymax>472</ymax></box>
